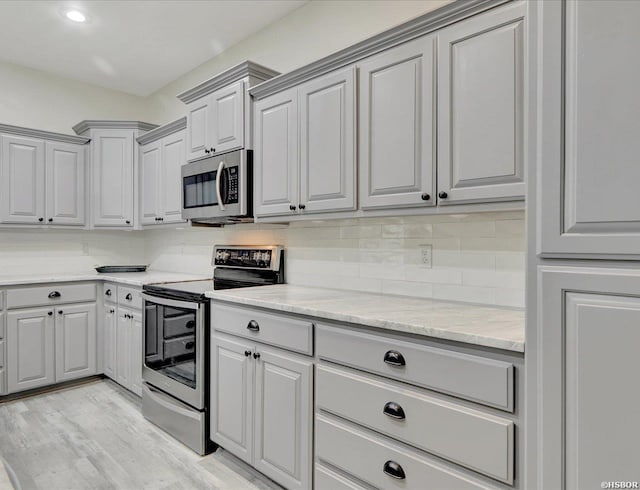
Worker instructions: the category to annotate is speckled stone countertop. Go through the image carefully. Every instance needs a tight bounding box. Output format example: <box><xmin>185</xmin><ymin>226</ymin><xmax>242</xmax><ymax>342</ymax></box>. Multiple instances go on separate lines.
<box><xmin>206</xmin><ymin>285</ymin><xmax>525</xmax><ymax>353</ymax></box>
<box><xmin>0</xmin><ymin>271</ymin><xmax>211</xmax><ymax>287</ymax></box>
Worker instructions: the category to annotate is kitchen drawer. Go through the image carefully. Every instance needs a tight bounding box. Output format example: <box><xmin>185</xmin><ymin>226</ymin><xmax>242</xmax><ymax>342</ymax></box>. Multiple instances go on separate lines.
<box><xmin>316</xmin><ymin>414</ymin><xmax>494</xmax><ymax>490</ymax></box>
<box><xmin>103</xmin><ymin>283</ymin><xmax>117</xmax><ymax>303</ymax></box>
<box><xmin>317</xmin><ymin>364</ymin><xmax>514</xmax><ymax>483</ymax></box>
<box><xmin>317</xmin><ymin>324</ymin><xmax>514</xmax><ymax>411</ymax></box>
<box><xmin>315</xmin><ymin>464</ymin><xmax>368</xmax><ymax>490</ymax></box>
<box><xmin>118</xmin><ymin>285</ymin><xmax>142</xmax><ymax>310</ymax></box>
<box><xmin>6</xmin><ymin>283</ymin><xmax>97</xmax><ymax>309</ymax></box>
<box><xmin>0</xmin><ymin>340</ymin><xmax>4</xmax><ymax>368</ymax></box>
<box><xmin>212</xmin><ymin>303</ymin><xmax>313</xmax><ymax>355</ymax></box>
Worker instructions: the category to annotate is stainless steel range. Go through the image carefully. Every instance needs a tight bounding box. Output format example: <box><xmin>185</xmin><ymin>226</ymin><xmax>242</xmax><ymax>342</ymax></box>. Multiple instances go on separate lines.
<box><xmin>141</xmin><ymin>245</ymin><xmax>284</xmax><ymax>455</ymax></box>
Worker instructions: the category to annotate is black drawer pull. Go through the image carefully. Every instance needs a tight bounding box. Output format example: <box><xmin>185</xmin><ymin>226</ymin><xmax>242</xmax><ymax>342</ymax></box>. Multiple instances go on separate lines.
<box><xmin>125</xmin><ymin>293</ymin><xmax>132</xmax><ymax>301</ymax></box>
<box><xmin>185</xmin><ymin>341</ymin><xmax>195</xmax><ymax>350</ymax></box>
<box><xmin>383</xmin><ymin>350</ymin><xmax>405</xmax><ymax>367</ymax></box>
<box><xmin>48</xmin><ymin>291</ymin><xmax>61</xmax><ymax>299</ymax></box>
<box><xmin>253</xmin><ymin>352</ymin><xmax>261</xmax><ymax>359</ymax></box>
<box><xmin>244</xmin><ymin>350</ymin><xmax>252</xmax><ymax>357</ymax></box>
<box><xmin>247</xmin><ymin>320</ymin><xmax>259</xmax><ymax>332</ymax></box>
<box><xmin>186</xmin><ymin>320</ymin><xmax>195</xmax><ymax>329</ymax></box>
<box><xmin>383</xmin><ymin>401</ymin><xmax>406</xmax><ymax>420</ymax></box>
<box><xmin>383</xmin><ymin>460</ymin><xmax>406</xmax><ymax>480</ymax></box>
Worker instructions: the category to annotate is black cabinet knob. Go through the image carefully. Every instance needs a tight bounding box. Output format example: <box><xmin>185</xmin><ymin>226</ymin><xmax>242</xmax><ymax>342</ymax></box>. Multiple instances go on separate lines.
<box><xmin>383</xmin><ymin>350</ymin><xmax>406</xmax><ymax>367</ymax></box>
<box><xmin>289</xmin><ymin>205</ymin><xmax>297</xmax><ymax>211</ymax></box>
<box><xmin>383</xmin><ymin>401</ymin><xmax>406</xmax><ymax>420</ymax></box>
<box><xmin>38</xmin><ymin>217</ymin><xmax>44</xmax><ymax>222</ymax></box>
<box><xmin>48</xmin><ymin>311</ymin><xmax>53</xmax><ymax>316</ymax></box>
<box><xmin>204</xmin><ymin>149</ymin><xmax>210</xmax><ymax>154</ymax></box>
<box><xmin>105</xmin><ymin>289</ymin><xmax>112</xmax><ymax>296</ymax></box>
<box><xmin>244</xmin><ymin>350</ymin><xmax>252</xmax><ymax>357</ymax></box>
<box><xmin>48</xmin><ymin>218</ymin><xmax>53</xmax><ymax>222</ymax></box>
<box><xmin>210</xmin><ymin>148</ymin><xmax>215</xmax><ymax>153</ymax></box>
<box><xmin>253</xmin><ymin>352</ymin><xmax>261</xmax><ymax>359</ymax></box>
<box><xmin>58</xmin><ymin>310</ymin><xmax>63</xmax><ymax>315</ymax></box>
<box><xmin>110</xmin><ymin>308</ymin><xmax>115</xmax><ymax>314</ymax></box>
<box><xmin>438</xmin><ymin>191</ymin><xmax>448</xmax><ymax>199</ymax></box>
<box><xmin>48</xmin><ymin>291</ymin><xmax>61</xmax><ymax>299</ymax></box>
<box><xmin>125</xmin><ymin>293</ymin><xmax>132</xmax><ymax>301</ymax></box>
<box><xmin>383</xmin><ymin>460</ymin><xmax>406</xmax><ymax>480</ymax></box>
<box><xmin>125</xmin><ymin>220</ymin><xmax>131</xmax><ymax>225</ymax></box>
<box><xmin>299</xmin><ymin>204</ymin><xmax>306</xmax><ymax>210</ymax></box>
<box><xmin>421</xmin><ymin>193</ymin><xmax>430</xmax><ymax>201</ymax></box>
<box><xmin>247</xmin><ymin>320</ymin><xmax>259</xmax><ymax>332</ymax></box>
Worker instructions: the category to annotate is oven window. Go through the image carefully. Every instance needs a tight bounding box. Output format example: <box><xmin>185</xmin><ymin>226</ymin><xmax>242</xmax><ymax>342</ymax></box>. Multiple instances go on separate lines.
<box><xmin>144</xmin><ymin>302</ymin><xmax>198</xmax><ymax>389</ymax></box>
<box><xmin>183</xmin><ymin>171</ymin><xmax>217</xmax><ymax>209</ymax></box>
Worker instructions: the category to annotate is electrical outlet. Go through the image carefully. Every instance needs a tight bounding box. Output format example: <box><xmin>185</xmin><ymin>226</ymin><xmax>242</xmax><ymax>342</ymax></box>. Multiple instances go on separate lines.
<box><xmin>419</xmin><ymin>244</ymin><xmax>432</xmax><ymax>268</ymax></box>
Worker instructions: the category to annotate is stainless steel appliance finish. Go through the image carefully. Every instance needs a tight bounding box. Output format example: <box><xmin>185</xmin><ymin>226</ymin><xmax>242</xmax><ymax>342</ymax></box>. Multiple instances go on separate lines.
<box><xmin>181</xmin><ymin>149</ymin><xmax>253</xmax><ymax>224</ymax></box>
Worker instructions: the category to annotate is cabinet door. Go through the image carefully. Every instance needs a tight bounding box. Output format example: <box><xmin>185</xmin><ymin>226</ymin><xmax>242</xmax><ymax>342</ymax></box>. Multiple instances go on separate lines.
<box><xmin>539</xmin><ymin>268</ymin><xmax>640</xmax><ymax>488</ymax></box>
<box><xmin>130</xmin><ymin>310</ymin><xmax>143</xmax><ymax>397</ymax></box>
<box><xmin>537</xmin><ymin>1</ymin><xmax>640</xmax><ymax>257</ymax></box>
<box><xmin>358</xmin><ymin>36</ymin><xmax>435</xmax><ymax>210</ymax></box>
<box><xmin>116</xmin><ymin>310</ymin><xmax>131</xmax><ymax>389</ymax></box>
<box><xmin>45</xmin><ymin>141</ymin><xmax>86</xmax><ymax>226</ymax></box>
<box><xmin>211</xmin><ymin>334</ymin><xmax>254</xmax><ymax>464</ymax></box>
<box><xmin>437</xmin><ymin>2</ymin><xmax>525</xmax><ymax>205</ymax></box>
<box><xmin>186</xmin><ymin>98</ymin><xmax>210</xmax><ymax>162</ymax></box>
<box><xmin>103</xmin><ymin>304</ymin><xmax>116</xmax><ymax>380</ymax></box>
<box><xmin>254</xmin><ymin>88</ymin><xmax>299</xmax><ymax>217</ymax></box>
<box><xmin>210</xmin><ymin>81</ymin><xmax>245</xmax><ymax>154</ymax></box>
<box><xmin>299</xmin><ymin>67</ymin><xmax>356</xmax><ymax>214</ymax></box>
<box><xmin>254</xmin><ymin>345</ymin><xmax>313</xmax><ymax>490</ymax></box>
<box><xmin>54</xmin><ymin>303</ymin><xmax>97</xmax><ymax>382</ymax></box>
<box><xmin>0</xmin><ymin>135</ymin><xmax>45</xmax><ymax>224</ymax></box>
<box><xmin>161</xmin><ymin>130</ymin><xmax>186</xmax><ymax>224</ymax></box>
<box><xmin>140</xmin><ymin>140</ymin><xmax>162</xmax><ymax>225</ymax></box>
<box><xmin>7</xmin><ymin>307</ymin><xmax>55</xmax><ymax>393</ymax></box>
<box><xmin>91</xmin><ymin>130</ymin><xmax>134</xmax><ymax>227</ymax></box>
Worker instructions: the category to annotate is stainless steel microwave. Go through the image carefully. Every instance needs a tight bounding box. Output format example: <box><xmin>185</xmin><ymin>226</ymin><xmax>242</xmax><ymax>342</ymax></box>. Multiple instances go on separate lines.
<box><xmin>181</xmin><ymin>149</ymin><xmax>253</xmax><ymax>224</ymax></box>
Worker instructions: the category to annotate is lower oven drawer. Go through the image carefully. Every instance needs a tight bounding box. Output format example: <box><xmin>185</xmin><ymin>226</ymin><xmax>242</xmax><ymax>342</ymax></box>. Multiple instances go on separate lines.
<box><xmin>163</xmin><ymin>313</ymin><xmax>197</xmax><ymax>338</ymax></box>
<box><xmin>163</xmin><ymin>336</ymin><xmax>195</xmax><ymax>358</ymax></box>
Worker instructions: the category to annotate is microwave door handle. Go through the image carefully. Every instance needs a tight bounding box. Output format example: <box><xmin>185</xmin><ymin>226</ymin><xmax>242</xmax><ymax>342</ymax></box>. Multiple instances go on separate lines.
<box><xmin>216</xmin><ymin>160</ymin><xmax>226</xmax><ymax>211</ymax></box>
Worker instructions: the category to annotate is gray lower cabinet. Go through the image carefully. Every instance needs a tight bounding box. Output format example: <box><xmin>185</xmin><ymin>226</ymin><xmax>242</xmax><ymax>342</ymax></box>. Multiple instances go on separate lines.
<box><xmin>211</xmin><ymin>330</ymin><xmax>313</xmax><ymax>490</ymax></box>
<box><xmin>54</xmin><ymin>303</ymin><xmax>97</xmax><ymax>383</ymax></box>
<box><xmin>0</xmin><ymin>310</ymin><xmax>5</xmax><ymax>395</ymax></box>
<box><xmin>103</xmin><ymin>303</ymin><xmax>117</xmax><ymax>379</ymax></box>
<box><xmin>538</xmin><ymin>267</ymin><xmax>640</xmax><ymax>488</ymax></box>
<box><xmin>536</xmin><ymin>0</ymin><xmax>640</xmax><ymax>257</ymax></box>
<box><xmin>116</xmin><ymin>307</ymin><xmax>142</xmax><ymax>396</ymax></box>
<box><xmin>436</xmin><ymin>1</ymin><xmax>525</xmax><ymax>205</ymax></box>
<box><xmin>358</xmin><ymin>35</ymin><xmax>436</xmax><ymax>210</ymax></box>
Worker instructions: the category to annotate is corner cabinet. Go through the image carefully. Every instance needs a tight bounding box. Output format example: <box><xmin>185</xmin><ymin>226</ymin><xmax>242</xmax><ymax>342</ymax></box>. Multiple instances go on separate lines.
<box><xmin>436</xmin><ymin>1</ymin><xmax>525</xmax><ymax>206</ymax></box>
<box><xmin>358</xmin><ymin>36</ymin><xmax>436</xmax><ymax>210</ymax></box>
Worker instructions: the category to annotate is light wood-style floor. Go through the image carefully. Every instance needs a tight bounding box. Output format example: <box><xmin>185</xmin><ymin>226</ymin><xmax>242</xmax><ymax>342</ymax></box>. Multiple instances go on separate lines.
<box><xmin>0</xmin><ymin>380</ymin><xmax>280</xmax><ymax>490</ymax></box>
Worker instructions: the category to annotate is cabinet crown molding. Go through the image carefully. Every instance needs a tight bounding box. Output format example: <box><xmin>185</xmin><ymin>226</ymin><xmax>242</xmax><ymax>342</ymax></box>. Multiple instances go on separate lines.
<box><xmin>0</xmin><ymin>123</ymin><xmax>90</xmax><ymax>145</ymax></box>
<box><xmin>176</xmin><ymin>60</ymin><xmax>280</xmax><ymax>104</ymax></box>
<box><xmin>136</xmin><ymin>117</ymin><xmax>186</xmax><ymax>145</ymax></box>
<box><xmin>249</xmin><ymin>0</ymin><xmax>510</xmax><ymax>100</ymax></box>
<box><xmin>72</xmin><ymin>120</ymin><xmax>159</xmax><ymax>136</ymax></box>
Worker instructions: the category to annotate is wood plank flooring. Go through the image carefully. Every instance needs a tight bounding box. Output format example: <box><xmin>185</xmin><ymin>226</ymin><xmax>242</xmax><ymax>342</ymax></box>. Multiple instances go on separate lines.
<box><xmin>0</xmin><ymin>380</ymin><xmax>281</xmax><ymax>490</ymax></box>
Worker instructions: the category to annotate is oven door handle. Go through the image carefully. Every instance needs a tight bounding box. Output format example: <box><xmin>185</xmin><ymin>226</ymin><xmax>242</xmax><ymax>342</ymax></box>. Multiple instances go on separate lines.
<box><xmin>216</xmin><ymin>160</ymin><xmax>226</xmax><ymax>211</ymax></box>
<box><xmin>141</xmin><ymin>293</ymin><xmax>202</xmax><ymax>311</ymax></box>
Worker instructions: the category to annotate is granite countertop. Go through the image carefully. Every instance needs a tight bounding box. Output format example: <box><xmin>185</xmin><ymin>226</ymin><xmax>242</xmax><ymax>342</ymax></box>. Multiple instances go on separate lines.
<box><xmin>0</xmin><ymin>270</ymin><xmax>211</xmax><ymax>287</ymax></box>
<box><xmin>206</xmin><ymin>285</ymin><xmax>525</xmax><ymax>353</ymax></box>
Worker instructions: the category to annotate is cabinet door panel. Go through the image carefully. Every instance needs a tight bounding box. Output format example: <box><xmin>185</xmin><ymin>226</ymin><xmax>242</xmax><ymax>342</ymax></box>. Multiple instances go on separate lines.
<box><xmin>210</xmin><ymin>81</ymin><xmax>244</xmax><ymax>154</ymax></box>
<box><xmin>538</xmin><ymin>1</ymin><xmax>640</xmax><ymax>256</ymax></box>
<box><xmin>359</xmin><ymin>36</ymin><xmax>435</xmax><ymax>209</ymax></box>
<box><xmin>161</xmin><ymin>130</ymin><xmax>186</xmax><ymax>224</ymax></box>
<box><xmin>299</xmin><ymin>67</ymin><xmax>356</xmax><ymax>214</ymax></box>
<box><xmin>254</xmin><ymin>346</ymin><xmax>312</xmax><ymax>490</ymax></box>
<box><xmin>140</xmin><ymin>140</ymin><xmax>162</xmax><ymax>225</ymax></box>
<box><xmin>0</xmin><ymin>135</ymin><xmax>45</xmax><ymax>224</ymax></box>
<box><xmin>211</xmin><ymin>334</ymin><xmax>254</xmax><ymax>464</ymax></box>
<box><xmin>92</xmin><ymin>130</ymin><xmax>134</xmax><ymax>227</ymax></box>
<box><xmin>130</xmin><ymin>310</ymin><xmax>142</xmax><ymax>396</ymax></box>
<box><xmin>254</xmin><ymin>88</ymin><xmax>298</xmax><ymax>216</ymax></box>
<box><xmin>438</xmin><ymin>2</ymin><xmax>525</xmax><ymax>205</ymax></box>
<box><xmin>186</xmin><ymin>99</ymin><xmax>209</xmax><ymax>162</ymax></box>
<box><xmin>103</xmin><ymin>304</ymin><xmax>116</xmax><ymax>379</ymax></box>
<box><xmin>116</xmin><ymin>310</ymin><xmax>131</xmax><ymax>389</ymax></box>
<box><xmin>45</xmin><ymin>142</ymin><xmax>86</xmax><ymax>225</ymax></box>
<box><xmin>7</xmin><ymin>307</ymin><xmax>54</xmax><ymax>393</ymax></box>
<box><xmin>55</xmin><ymin>303</ymin><xmax>97</xmax><ymax>382</ymax></box>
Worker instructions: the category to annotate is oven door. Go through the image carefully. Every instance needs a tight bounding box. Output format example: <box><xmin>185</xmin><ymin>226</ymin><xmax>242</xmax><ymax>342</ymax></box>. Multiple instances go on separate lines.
<box><xmin>141</xmin><ymin>293</ymin><xmax>205</xmax><ymax>409</ymax></box>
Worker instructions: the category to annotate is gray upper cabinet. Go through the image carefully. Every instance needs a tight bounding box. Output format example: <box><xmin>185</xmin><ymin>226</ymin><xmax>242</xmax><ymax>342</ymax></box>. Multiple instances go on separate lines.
<box><xmin>254</xmin><ymin>87</ymin><xmax>299</xmax><ymax>217</ymax></box>
<box><xmin>299</xmin><ymin>67</ymin><xmax>356</xmax><ymax>214</ymax></box>
<box><xmin>537</xmin><ymin>0</ymin><xmax>640</xmax><ymax>257</ymax></box>
<box><xmin>437</xmin><ymin>1</ymin><xmax>525</xmax><ymax>206</ymax></box>
<box><xmin>209</xmin><ymin>80</ymin><xmax>245</xmax><ymax>154</ymax></box>
<box><xmin>0</xmin><ymin>135</ymin><xmax>45</xmax><ymax>224</ymax></box>
<box><xmin>45</xmin><ymin>141</ymin><xmax>85</xmax><ymax>226</ymax></box>
<box><xmin>186</xmin><ymin>97</ymin><xmax>210</xmax><ymax>162</ymax></box>
<box><xmin>358</xmin><ymin>36</ymin><xmax>436</xmax><ymax>210</ymax></box>
<box><xmin>140</xmin><ymin>139</ymin><xmax>162</xmax><ymax>226</ymax></box>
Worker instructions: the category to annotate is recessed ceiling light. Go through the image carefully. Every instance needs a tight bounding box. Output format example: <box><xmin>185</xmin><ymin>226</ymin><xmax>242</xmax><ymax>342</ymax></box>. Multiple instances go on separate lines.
<box><xmin>65</xmin><ymin>10</ymin><xmax>86</xmax><ymax>22</ymax></box>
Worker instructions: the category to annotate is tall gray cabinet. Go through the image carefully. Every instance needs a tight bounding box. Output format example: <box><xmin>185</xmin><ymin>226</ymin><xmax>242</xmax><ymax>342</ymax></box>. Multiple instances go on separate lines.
<box><xmin>529</xmin><ymin>1</ymin><xmax>640</xmax><ymax>488</ymax></box>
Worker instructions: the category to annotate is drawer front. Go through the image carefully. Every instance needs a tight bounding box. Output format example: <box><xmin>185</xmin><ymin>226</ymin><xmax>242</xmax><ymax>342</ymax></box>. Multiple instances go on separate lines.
<box><xmin>317</xmin><ymin>364</ymin><xmax>514</xmax><ymax>483</ymax></box>
<box><xmin>315</xmin><ymin>464</ymin><xmax>367</xmax><ymax>490</ymax></box>
<box><xmin>118</xmin><ymin>286</ymin><xmax>142</xmax><ymax>310</ymax></box>
<box><xmin>317</xmin><ymin>414</ymin><xmax>494</xmax><ymax>490</ymax></box>
<box><xmin>103</xmin><ymin>283</ymin><xmax>117</xmax><ymax>303</ymax></box>
<box><xmin>6</xmin><ymin>283</ymin><xmax>97</xmax><ymax>309</ymax></box>
<box><xmin>212</xmin><ymin>303</ymin><xmax>313</xmax><ymax>355</ymax></box>
<box><xmin>0</xmin><ymin>340</ymin><xmax>4</xmax><ymax>368</ymax></box>
<box><xmin>317</xmin><ymin>324</ymin><xmax>514</xmax><ymax>411</ymax></box>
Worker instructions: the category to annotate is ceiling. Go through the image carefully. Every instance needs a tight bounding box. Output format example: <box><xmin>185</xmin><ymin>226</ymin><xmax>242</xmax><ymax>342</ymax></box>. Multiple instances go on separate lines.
<box><xmin>0</xmin><ymin>0</ymin><xmax>308</xmax><ymax>96</ymax></box>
